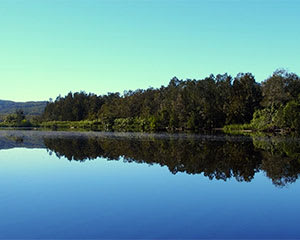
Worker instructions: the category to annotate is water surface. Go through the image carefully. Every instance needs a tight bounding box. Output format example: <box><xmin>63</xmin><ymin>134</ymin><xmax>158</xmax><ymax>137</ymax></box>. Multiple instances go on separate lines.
<box><xmin>0</xmin><ymin>131</ymin><xmax>300</xmax><ymax>239</ymax></box>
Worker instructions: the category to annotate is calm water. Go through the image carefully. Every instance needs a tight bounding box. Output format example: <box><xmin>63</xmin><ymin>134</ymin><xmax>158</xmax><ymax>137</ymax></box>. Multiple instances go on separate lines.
<box><xmin>0</xmin><ymin>130</ymin><xmax>300</xmax><ymax>239</ymax></box>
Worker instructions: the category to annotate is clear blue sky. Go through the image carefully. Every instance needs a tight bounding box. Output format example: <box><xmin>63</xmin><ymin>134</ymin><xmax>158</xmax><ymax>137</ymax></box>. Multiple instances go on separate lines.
<box><xmin>0</xmin><ymin>0</ymin><xmax>299</xmax><ymax>101</ymax></box>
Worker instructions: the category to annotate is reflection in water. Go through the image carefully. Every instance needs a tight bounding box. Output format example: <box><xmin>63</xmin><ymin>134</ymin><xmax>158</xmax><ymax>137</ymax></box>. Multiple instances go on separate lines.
<box><xmin>0</xmin><ymin>131</ymin><xmax>300</xmax><ymax>187</ymax></box>
<box><xmin>253</xmin><ymin>136</ymin><xmax>300</xmax><ymax>186</ymax></box>
<box><xmin>45</xmin><ymin>136</ymin><xmax>261</xmax><ymax>182</ymax></box>
<box><xmin>42</xmin><ymin>133</ymin><xmax>300</xmax><ymax>187</ymax></box>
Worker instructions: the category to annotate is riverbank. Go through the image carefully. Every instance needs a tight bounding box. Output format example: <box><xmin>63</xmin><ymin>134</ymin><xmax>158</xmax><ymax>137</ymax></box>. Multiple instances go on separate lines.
<box><xmin>1</xmin><ymin>119</ymin><xmax>223</xmax><ymax>134</ymax></box>
<box><xmin>0</xmin><ymin>120</ymin><xmax>296</xmax><ymax>137</ymax></box>
<box><xmin>24</xmin><ymin>118</ymin><xmax>298</xmax><ymax>135</ymax></box>
<box><xmin>222</xmin><ymin>123</ymin><xmax>292</xmax><ymax>135</ymax></box>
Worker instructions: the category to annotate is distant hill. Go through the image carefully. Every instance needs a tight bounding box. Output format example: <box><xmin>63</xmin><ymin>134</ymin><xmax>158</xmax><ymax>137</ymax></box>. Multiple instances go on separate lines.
<box><xmin>0</xmin><ymin>100</ymin><xmax>47</xmax><ymax>115</ymax></box>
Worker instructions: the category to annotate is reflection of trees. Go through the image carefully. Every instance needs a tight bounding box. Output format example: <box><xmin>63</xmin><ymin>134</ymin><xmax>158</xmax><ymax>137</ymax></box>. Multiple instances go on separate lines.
<box><xmin>253</xmin><ymin>136</ymin><xmax>300</xmax><ymax>187</ymax></box>
<box><xmin>43</xmin><ymin>135</ymin><xmax>300</xmax><ymax>187</ymax></box>
<box><xmin>44</xmin><ymin>136</ymin><xmax>262</xmax><ymax>183</ymax></box>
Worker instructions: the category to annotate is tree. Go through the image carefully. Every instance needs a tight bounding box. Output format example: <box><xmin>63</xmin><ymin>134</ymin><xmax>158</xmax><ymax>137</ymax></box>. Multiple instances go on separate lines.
<box><xmin>282</xmin><ymin>98</ymin><xmax>300</xmax><ymax>131</ymax></box>
<box><xmin>227</xmin><ymin>73</ymin><xmax>262</xmax><ymax>124</ymax></box>
<box><xmin>15</xmin><ymin>109</ymin><xmax>25</xmax><ymax>123</ymax></box>
<box><xmin>261</xmin><ymin>69</ymin><xmax>300</xmax><ymax>108</ymax></box>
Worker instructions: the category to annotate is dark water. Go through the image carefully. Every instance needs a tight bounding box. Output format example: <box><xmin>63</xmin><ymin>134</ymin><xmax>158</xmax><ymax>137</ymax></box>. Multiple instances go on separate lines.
<box><xmin>0</xmin><ymin>130</ymin><xmax>300</xmax><ymax>239</ymax></box>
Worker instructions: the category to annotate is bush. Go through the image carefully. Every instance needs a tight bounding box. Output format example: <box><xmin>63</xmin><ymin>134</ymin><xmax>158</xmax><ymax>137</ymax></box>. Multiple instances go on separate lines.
<box><xmin>250</xmin><ymin>108</ymin><xmax>276</xmax><ymax>131</ymax></box>
<box><xmin>282</xmin><ymin>100</ymin><xmax>300</xmax><ymax>131</ymax></box>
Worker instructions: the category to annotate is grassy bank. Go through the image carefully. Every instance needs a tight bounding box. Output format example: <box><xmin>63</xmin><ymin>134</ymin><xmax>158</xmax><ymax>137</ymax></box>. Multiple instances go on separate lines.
<box><xmin>222</xmin><ymin>123</ymin><xmax>288</xmax><ymax>135</ymax></box>
<box><xmin>39</xmin><ymin>120</ymin><xmax>103</xmax><ymax>131</ymax></box>
<box><xmin>39</xmin><ymin>118</ymin><xmax>157</xmax><ymax>132</ymax></box>
<box><xmin>222</xmin><ymin>123</ymin><xmax>253</xmax><ymax>134</ymax></box>
<box><xmin>0</xmin><ymin>119</ymin><xmax>36</xmax><ymax>128</ymax></box>
<box><xmin>0</xmin><ymin>117</ymin><xmax>292</xmax><ymax>135</ymax></box>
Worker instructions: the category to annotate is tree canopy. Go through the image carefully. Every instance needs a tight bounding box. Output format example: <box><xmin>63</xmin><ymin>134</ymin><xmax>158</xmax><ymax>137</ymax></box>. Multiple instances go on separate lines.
<box><xmin>42</xmin><ymin>69</ymin><xmax>300</xmax><ymax>132</ymax></box>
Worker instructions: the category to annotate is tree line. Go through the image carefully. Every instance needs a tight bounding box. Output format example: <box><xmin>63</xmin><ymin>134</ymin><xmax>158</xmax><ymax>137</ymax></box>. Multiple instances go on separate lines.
<box><xmin>41</xmin><ymin>69</ymin><xmax>300</xmax><ymax>132</ymax></box>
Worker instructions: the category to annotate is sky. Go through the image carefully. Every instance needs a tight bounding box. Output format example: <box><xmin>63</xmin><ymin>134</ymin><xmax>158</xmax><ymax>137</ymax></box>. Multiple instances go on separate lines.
<box><xmin>0</xmin><ymin>0</ymin><xmax>299</xmax><ymax>102</ymax></box>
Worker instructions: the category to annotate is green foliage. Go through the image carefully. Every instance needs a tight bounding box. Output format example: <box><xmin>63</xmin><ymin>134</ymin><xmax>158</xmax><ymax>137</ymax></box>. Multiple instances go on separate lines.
<box><xmin>113</xmin><ymin>118</ymin><xmax>140</xmax><ymax>132</ymax></box>
<box><xmin>0</xmin><ymin>109</ymin><xmax>33</xmax><ymax>127</ymax></box>
<box><xmin>40</xmin><ymin>69</ymin><xmax>300</xmax><ymax>134</ymax></box>
<box><xmin>224</xmin><ymin>95</ymin><xmax>300</xmax><ymax>134</ymax></box>
<box><xmin>223</xmin><ymin>123</ymin><xmax>252</xmax><ymax>134</ymax></box>
<box><xmin>281</xmin><ymin>99</ymin><xmax>300</xmax><ymax>131</ymax></box>
<box><xmin>227</xmin><ymin>73</ymin><xmax>262</xmax><ymax>124</ymax></box>
<box><xmin>40</xmin><ymin>120</ymin><xmax>104</xmax><ymax>131</ymax></box>
<box><xmin>261</xmin><ymin>69</ymin><xmax>300</xmax><ymax>108</ymax></box>
<box><xmin>250</xmin><ymin>108</ymin><xmax>277</xmax><ymax>131</ymax></box>
<box><xmin>187</xmin><ymin>112</ymin><xmax>197</xmax><ymax>130</ymax></box>
<box><xmin>42</xmin><ymin>91</ymin><xmax>105</xmax><ymax>121</ymax></box>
